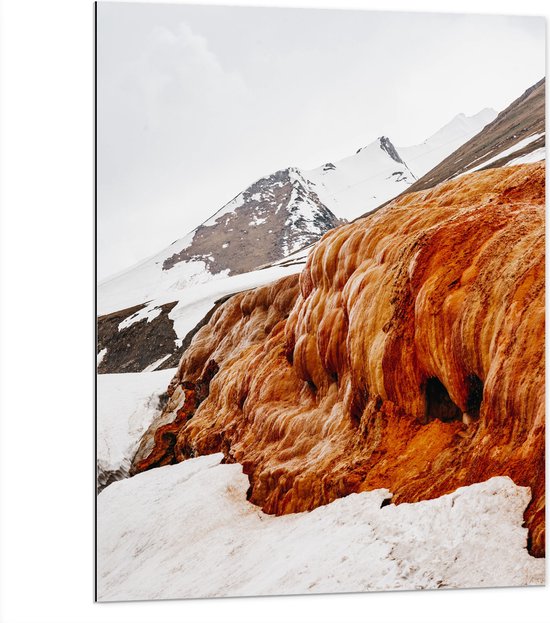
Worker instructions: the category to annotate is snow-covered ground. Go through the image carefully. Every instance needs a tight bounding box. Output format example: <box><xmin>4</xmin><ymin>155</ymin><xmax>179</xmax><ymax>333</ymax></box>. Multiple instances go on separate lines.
<box><xmin>100</xmin><ymin>262</ymin><xmax>304</xmax><ymax>350</ymax></box>
<box><xmin>97</xmin><ymin>453</ymin><xmax>544</xmax><ymax>601</ymax></box>
<box><xmin>97</xmin><ymin>231</ymin><xmax>227</xmax><ymax>316</ymax></box>
<box><xmin>97</xmin><ymin>369</ymin><xmax>175</xmax><ymax>490</ymax></box>
<box><xmin>168</xmin><ymin>263</ymin><xmax>305</xmax><ymax>343</ymax></box>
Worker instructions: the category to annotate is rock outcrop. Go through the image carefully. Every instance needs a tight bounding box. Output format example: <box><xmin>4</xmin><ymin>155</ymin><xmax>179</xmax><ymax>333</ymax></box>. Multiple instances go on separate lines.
<box><xmin>163</xmin><ymin>167</ymin><xmax>343</xmax><ymax>274</ymax></box>
<box><xmin>97</xmin><ymin>301</ymin><xmax>180</xmax><ymax>374</ymax></box>
<box><xmin>133</xmin><ymin>162</ymin><xmax>545</xmax><ymax>557</ymax></box>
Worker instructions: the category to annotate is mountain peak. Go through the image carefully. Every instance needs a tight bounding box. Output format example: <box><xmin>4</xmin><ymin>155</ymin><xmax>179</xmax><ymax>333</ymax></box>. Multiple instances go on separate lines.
<box><xmin>437</xmin><ymin>108</ymin><xmax>498</xmax><ymax>138</ymax></box>
<box><xmin>161</xmin><ymin>167</ymin><xmax>342</xmax><ymax>274</ymax></box>
<box><xmin>378</xmin><ymin>135</ymin><xmax>405</xmax><ymax>164</ymax></box>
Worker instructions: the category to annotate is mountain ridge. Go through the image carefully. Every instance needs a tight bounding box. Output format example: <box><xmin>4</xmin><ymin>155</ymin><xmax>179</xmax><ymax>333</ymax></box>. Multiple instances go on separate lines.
<box><xmin>302</xmin><ymin>108</ymin><xmax>496</xmax><ymax>221</ymax></box>
<box><xmin>404</xmin><ymin>78</ymin><xmax>545</xmax><ymax>193</ymax></box>
<box><xmin>97</xmin><ymin>106</ymin><xmax>505</xmax><ymax>374</ymax></box>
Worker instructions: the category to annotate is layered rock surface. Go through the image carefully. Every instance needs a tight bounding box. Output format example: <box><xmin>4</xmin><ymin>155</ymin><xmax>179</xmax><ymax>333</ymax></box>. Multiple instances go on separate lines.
<box><xmin>133</xmin><ymin>162</ymin><xmax>545</xmax><ymax>557</ymax></box>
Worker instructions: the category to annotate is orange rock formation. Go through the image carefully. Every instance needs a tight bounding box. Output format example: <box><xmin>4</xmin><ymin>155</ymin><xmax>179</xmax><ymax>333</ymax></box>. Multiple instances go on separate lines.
<box><xmin>133</xmin><ymin>163</ymin><xmax>545</xmax><ymax>556</ymax></box>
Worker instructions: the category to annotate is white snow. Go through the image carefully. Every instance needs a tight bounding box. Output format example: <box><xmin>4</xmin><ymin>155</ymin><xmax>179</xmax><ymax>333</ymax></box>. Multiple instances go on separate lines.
<box><xmin>303</xmin><ymin>109</ymin><xmax>496</xmax><ymax>221</ymax></box>
<box><xmin>117</xmin><ymin>304</ymin><xmax>162</xmax><ymax>331</ymax></box>
<box><xmin>96</xmin><ymin>348</ymin><xmax>107</xmax><ymax>367</ymax></box>
<box><xmin>97</xmin><ymin>369</ymin><xmax>175</xmax><ymax>487</ymax></box>
<box><xmin>399</xmin><ymin>108</ymin><xmax>497</xmax><ymax>178</ymax></box>
<box><xmin>169</xmin><ymin>263</ymin><xmax>304</xmax><ymax>342</ymax></box>
<box><xmin>97</xmin><ymin>454</ymin><xmax>544</xmax><ymax>601</ymax></box>
<box><xmin>505</xmin><ymin>146</ymin><xmax>545</xmax><ymax>166</ymax></box>
<box><xmin>458</xmin><ymin>132</ymin><xmax>545</xmax><ymax>176</ymax></box>
<box><xmin>305</xmin><ymin>138</ymin><xmax>416</xmax><ymax>221</ymax></box>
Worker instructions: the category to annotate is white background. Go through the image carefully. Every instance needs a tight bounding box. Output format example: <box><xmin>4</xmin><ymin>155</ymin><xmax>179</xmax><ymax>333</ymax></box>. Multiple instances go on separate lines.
<box><xmin>0</xmin><ymin>0</ymin><xmax>547</xmax><ymax>622</ymax></box>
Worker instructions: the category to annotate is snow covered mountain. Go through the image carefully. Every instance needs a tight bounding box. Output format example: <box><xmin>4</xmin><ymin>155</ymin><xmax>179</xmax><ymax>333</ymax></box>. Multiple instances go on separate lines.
<box><xmin>303</xmin><ymin>109</ymin><xmax>496</xmax><ymax>221</ymax></box>
<box><xmin>399</xmin><ymin>108</ymin><xmax>497</xmax><ymax>178</ymax></box>
<box><xmin>99</xmin><ymin>167</ymin><xmax>342</xmax><ymax>318</ymax></box>
<box><xmin>405</xmin><ymin>78</ymin><xmax>545</xmax><ymax>194</ymax></box>
<box><xmin>97</xmin><ymin>107</ymin><xmax>498</xmax><ymax>374</ymax></box>
<box><xmin>99</xmin><ymin>107</ymin><xmax>496</xmax><ymax>316</ymax></box>
<box><xmin>304</xmin><ymin>136</ymin><xmax>417</xmax><ymax>221</ymax></box>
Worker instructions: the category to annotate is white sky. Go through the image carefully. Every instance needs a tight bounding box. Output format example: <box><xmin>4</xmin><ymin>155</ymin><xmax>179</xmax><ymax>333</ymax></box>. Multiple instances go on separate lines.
<box><xmin>97</xmin><ymin>2</ymin><xmax>545</xmax><ymax>279</ymax></box>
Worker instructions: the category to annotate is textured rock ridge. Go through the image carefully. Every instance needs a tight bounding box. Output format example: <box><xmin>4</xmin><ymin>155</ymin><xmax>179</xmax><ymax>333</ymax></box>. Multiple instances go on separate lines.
<box><xmin>379</xmin><ymin>135</ymin><xmax>407</xmax><ymax>165</ymax></box>
<box><xmin>163</xmin><ymin>167</ymin><xmax>343</xmax><ymax>274</ymax></box>
<box><xmin>133</xmin><ymin>162</ymin><xmax>545</xmax><ymax>556</ymax></box>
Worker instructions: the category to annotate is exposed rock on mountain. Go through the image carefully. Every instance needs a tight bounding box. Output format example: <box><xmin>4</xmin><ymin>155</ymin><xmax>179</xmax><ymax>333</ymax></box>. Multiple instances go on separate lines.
<box><xmin>97</xmin><ymin>293</ymin><xmax>238</xmax><ymax>375</ymax></box>
<box><xmin>97</xmin><ymin>301</ymin><xmax>179</xmax><ymax>374</ymax></box>
<box><xmin>379</xmin><ymin>135</ymin><xmax>406</xmax><ymax>163</ymax></box>
<box><xmin>98</xmin><ymin>168</ymin><xmax>342</xmax><ymax>318</ymax></box>
<box><xmin>133</xmin><ymin>162</ymin><xmax>545</xmax><ymax>557</ymax></box>
<box><xmin>163</xmin><ymin>168</ymin><xmax>342</xmax><ymax>273</ymax></box>
<box><xmin>97</xmin><ymin>168</ymin><xmax>341</xmax><ymax>373</ymax></box>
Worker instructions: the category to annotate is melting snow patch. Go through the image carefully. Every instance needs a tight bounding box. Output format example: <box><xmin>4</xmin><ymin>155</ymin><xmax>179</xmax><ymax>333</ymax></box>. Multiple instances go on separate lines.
<box><xmin>97</xmin><ymin>454</ymin><xmax>544</xmax><ymax>601</ymax></box>
<box><xmin>97</xmin><ymin>348</ymin><xmax>107</xmax><ymax>367</ymax></box>
<box><xmin>506</xmin><ymin>146</ymin><xmax>545</xmax><ymax>166</ymax></box>
<box><xmin>249</xmin><ymin>216</ymin><xmax>267</xmax><ymax>226</ymax></box>
<box><xmin>118</xmin><ymin>305</ymin><xmax>162</xmax><ymax>331</ymax></box>
<box><xmin>169</xmin><ymin>261</ymin><xmax>222</xmax><ymax>291</ymax></box>
<box><xmin>460</xmin><ymin>132</ymin><xmax>545</xmax><ymax>176</ymax></box>
<box><xmin>142</xmin><ymin>354</ymin><xmax>171</xmax><ymax>372</ymax></box>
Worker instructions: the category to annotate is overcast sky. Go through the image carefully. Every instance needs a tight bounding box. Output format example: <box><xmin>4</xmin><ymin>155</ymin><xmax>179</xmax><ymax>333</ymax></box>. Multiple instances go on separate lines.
<box><xmin>97</xmin><ymin>2</ymin><xmax>545</xmax><ymax>279</ymax></box>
